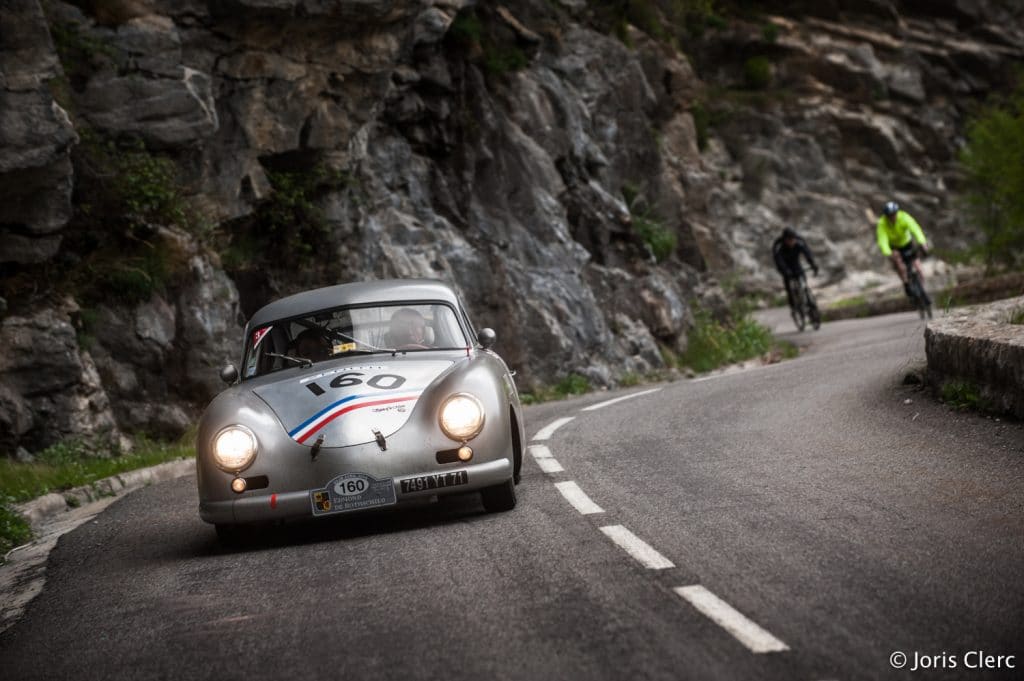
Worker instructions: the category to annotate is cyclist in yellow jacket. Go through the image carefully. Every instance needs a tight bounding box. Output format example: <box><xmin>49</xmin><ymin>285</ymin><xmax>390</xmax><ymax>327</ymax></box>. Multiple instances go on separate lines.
<box><xmin>877</xmin><ymin>201</ymin><xmax>930</xmax><ymax>302</ymax></box>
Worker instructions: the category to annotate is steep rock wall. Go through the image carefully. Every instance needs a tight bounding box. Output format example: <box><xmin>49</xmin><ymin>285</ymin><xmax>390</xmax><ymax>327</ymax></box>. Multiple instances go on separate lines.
<box><xmin>0</xmin><ymin>0</ymin><xmax>1022</xmax><ymax>454</ymax></box>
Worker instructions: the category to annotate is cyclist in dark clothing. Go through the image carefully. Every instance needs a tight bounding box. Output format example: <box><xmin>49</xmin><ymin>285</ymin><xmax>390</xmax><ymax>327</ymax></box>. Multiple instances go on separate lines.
<box><xmin>772</xmin><ymin>228</ymin><xmax>819</xmax><ymax>310</ymax></box>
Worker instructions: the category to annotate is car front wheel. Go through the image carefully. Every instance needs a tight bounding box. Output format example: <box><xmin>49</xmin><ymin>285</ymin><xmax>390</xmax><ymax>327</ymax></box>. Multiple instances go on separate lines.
<box><xmin>480</xmin><ymin>478</ymin><xmax>517</xmax><ymax>512</ymax></box>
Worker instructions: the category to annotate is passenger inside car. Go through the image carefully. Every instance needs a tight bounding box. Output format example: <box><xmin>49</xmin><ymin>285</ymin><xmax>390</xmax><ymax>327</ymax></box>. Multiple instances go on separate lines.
<box><xmin>387</xmin><ymin>308</ymin><xmax>434</xmax><ymax>348</ymax></box>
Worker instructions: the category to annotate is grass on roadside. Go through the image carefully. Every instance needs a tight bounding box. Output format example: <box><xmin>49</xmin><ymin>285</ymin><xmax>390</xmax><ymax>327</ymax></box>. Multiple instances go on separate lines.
<box><xmin>520</xmin><ymin>373</ymin><xmax>591</xmax><ymax>405</ymax></box>
<box><xmin>1008</xmin><ymin>307</ymin><xmax>1024</xmax><ymax>324</ymax></box>
<box><xmin>1</xmin><ymin>435</ymin><xmax>194</xmax><ymax>560</ymax></box>
<box><xmin>676</xmin><ymin>307</ymin><xmax>783</xmax><ymax>373</ymax></box>
<box><xmin>828</xmin><ymin>294</ymin><xmax>868</xmax><ymax>310</ymax></box>
<box><xmin>940</xmin><ymin>380</ymin><xmax>990</xmax><ymax>412</ymax></box>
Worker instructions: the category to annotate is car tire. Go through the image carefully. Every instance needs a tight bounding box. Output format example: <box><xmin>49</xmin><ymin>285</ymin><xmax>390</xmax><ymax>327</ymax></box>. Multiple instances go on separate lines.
<box><xmin>480</xmin><ymin>478</ymin><xmax>517</xmax><ymax>512</ymax></box>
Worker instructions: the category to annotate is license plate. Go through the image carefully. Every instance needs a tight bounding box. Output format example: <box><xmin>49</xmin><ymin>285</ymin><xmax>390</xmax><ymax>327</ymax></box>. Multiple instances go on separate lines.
<box><xmin>310</xmin><ymin>473</ymin><xmax>396</xmax><ymax>516</ymax></box>
<box><xmin>400</xmin><ymin>470</ymin><xmax>469</xmax><ymax>494</ymax></box>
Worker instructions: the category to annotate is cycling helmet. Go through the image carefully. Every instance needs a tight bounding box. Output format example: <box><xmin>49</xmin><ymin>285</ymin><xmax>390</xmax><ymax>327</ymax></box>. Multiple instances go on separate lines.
<box><xmin>883</xmin><ymin>201</ymin><xmax>899</xmax><ymax>217</ymax></box>
<box><xmin>781</xmin><ymin>227</ymin><xmax>797</xmax><ymax>239</ymax></box>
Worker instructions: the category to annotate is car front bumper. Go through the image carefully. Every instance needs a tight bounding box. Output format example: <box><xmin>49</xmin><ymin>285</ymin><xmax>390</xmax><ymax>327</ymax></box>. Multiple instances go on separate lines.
<box><xmin>198</xmin><ymin>457</ymin><xmax>512</xmax><ymax>525</ymax></box>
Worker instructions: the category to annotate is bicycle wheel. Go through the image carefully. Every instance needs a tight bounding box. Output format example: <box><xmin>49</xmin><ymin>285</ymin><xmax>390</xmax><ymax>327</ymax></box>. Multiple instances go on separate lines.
<box><xmin>791</xmin><ymin>302</ymin><xmax>805</xmax><ymax>331</ymax></box>
<box><xmin>805</xmin><ymin>287</ymin><xmax>821</xmax><ymax>330</ymax></box>
<box><xmin>909</xmin><ymin>277</ymin><xmax>927</xmax><ymax>319</ymax></box>
<box><xmin>787</xmin><ymin>279</ymin><xmax>805</xmax><ymax>331</ymax></box>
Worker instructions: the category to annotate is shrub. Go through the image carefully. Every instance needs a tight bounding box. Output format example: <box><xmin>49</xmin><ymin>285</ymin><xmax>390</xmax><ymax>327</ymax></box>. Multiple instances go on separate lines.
<box><xmin>633</xmin><ymin>215</ymin><xmax>678</xmax><ymax>261</ymax></box>
<box><xmin>622</xmin><ymin>183</ymin><xmax>678</xmax><ymax>262</ymax></box>
<box><xmin>0</xmin><ymin>504</ymin><xmax>32</xmax><ymax>562</ymax></box>
<box><xmin>940</xmin><ymin>380</ymin><xmax>989</xmax><ymax>411</ymax></box>
<box><xmin>447</xmin><ymin>7</ymin><xmax>531</xmax><ymax>76</ymax></box>
<box><xmin>691</xmin><ymin>102</ymin><xmax>711</xmax><ymax>151</ymax></box>
<box><xmin>519</xmin><ymin>373</ymin><xmax>591</xmax><ymax>404</ymax></box>
<box><xmin>680</xmin><ymin>308</ymin><xmax>775</xmax><ymax>372</ymax></box>
<box><xmin>959</xmin><ymin>77</ymin><xmax>1024</xmax><ymax>269</ymax></box>
<box><xmin>743</xmin><ymin>56</ymin><xmax>772</xmax><ymax>89</ymax></box>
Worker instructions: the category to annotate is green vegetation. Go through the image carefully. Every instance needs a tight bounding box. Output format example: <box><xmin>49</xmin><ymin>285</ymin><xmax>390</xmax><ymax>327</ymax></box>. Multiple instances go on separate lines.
<box><xmin>0</xmin><ymin>436</ymin><xmax>193</xmax><ymax>505</ymax></box>
<box><xmin>691</xmin><ymin>103</ymin><xmax>710</xmax><ymax>151</ymax></box>
<box><xmin>590</xmin><ymin>0</ymin><xmax>719</xmax><ymax>45</ymax></box>
<box><xmin>77</xmin><ymin>130</ymin><xmax>195</xmax><ymax>233</ymax></box>
<box><xmin>619</xmin><ymin>372</ymin><xmax>643</xmax><ymax>387</ymax></box>
<box><xmin>0</xmin><ymin>505</ymin><xmax>32</xmax><ymax>561</ymax></box>
<box><xmin>622</xmin><ymin>182</ymin><xmax>678</xmax><ymax>262</ymax></box>
<box><xmin>677</xmin><ymin>307</ymin><xmax>776</xmax><ymax>372</ymax></box>
<box><xmin>64</xmin><ymin>131</ymin><xmax>196</xmax><ymax>305</ymax></box>
<box><xmin>940</xmin><ymin>380</ymin><xmax>989</xmax><ymax>411</ymax></box>
<box><xmin>221</xmin><ymin>163</ymin><xmax>354</xmax><ymax>271</ymax></box>
<box><xmin>761</xmin><ymin>22</ymin><xmax>779</xmax><ymax>43</ymax></box>
<box><xmin>1008</xmin><ymin>307</ymin><xmax>1024</xmax><ymax>324</ymax></box>
<box><xmin>743</xmin><ymin>55</ymin><xmax>772</xmax><ymax>89</ymax></box>
<box><xmin>449</xmin><ymin>8</ymin><xmax>530</xmax><ymax>76</ymax></box>
<box><xmin>828</xmin><ymin>294</ymin><xmax>868</xmax><ymax>310</ymax></box>
<box><xmin>520</xmin><ymin>373</ymin><xmax>592</xmax><ymax>404</ymax></box>
<box><xmin>0</xmin><ymin>435</ymin><xmax>194</xmax><ymax>562</ymax></box>
<box><xmin>47</xmin><ymin>13</ymin><xmax>117</xmax><ymax>85</ymax></box>
<box><xmin>959</xmin><ymin>76</ymin><xmax>1024</xmax><ymax>269</ymax></box>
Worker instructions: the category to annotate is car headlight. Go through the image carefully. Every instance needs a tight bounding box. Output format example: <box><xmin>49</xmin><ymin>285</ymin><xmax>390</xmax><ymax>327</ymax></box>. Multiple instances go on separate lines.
<box><xmin>439</xmin><ymin>393</ymin><xmax>485</xmax><ymax>441</ymax></box>
<box><xmin>212</xmin><ymin>425</ymin><xmax>258</xmax><ymax>472</ymax></box>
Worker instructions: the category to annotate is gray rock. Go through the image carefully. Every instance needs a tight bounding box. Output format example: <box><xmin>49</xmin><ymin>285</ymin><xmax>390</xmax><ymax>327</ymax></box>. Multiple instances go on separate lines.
<box><xmin>0</xmin><ymin>307</ymin><xmax>121</xmax><ymax>452</ymax></box>
<box><xmin>80</xmin><ymin>68</ymin><xmax>218</xmax><ymax>148</ymax></box>
<box><xmin>135</xmin><ymin>296</ymin><xmax>176</xmax><ymax>350</ymax></box>
<box><xmin>926</xmin><ymin>296</ymin><xmax>1024</xmax><ymax>419</ymax></box>
<box><xmin>0</xmin><ymin>231</ymin><xmax>63</xmax><ymax>264</ymax></box>
<box><xmin>176</xmin><ymin>256</ymin><xmax>241</xmax><ymax>400</ymax></box>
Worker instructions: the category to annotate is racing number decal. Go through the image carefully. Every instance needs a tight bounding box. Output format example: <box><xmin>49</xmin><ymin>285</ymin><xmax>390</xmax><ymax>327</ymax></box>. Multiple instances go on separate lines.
<box><xmin>306</xmin><ymin>372</ymin><xmax>406</xmax><ymax>396</ymax></box>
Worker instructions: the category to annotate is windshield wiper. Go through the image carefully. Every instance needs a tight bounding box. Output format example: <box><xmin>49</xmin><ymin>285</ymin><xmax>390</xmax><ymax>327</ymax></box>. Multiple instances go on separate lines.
<box><xmin>266</xmin><ymin>352</ymin><xmax>314</xmax><ymax>369</ymax></box>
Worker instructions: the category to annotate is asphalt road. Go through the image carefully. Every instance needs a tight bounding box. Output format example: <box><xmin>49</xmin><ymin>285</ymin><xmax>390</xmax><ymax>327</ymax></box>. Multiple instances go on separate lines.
<box><xmin>2</xmin><ymin>310</ymin><xmax>1022</xmax><ymax>680</ymax></box>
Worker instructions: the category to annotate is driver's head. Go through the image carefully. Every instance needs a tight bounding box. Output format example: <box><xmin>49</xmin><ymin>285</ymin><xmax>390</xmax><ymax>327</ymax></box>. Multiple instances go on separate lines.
<box><xmin>293</xmin><ymin>328</ymin><xmax>330</xmax><ymax>362</ymax></box>
<box><xmin>389</xmin><ymin>308</ymin><xmax>427</xmax><ymax>346</ymax></box>
<box><xmin>782</xmin><ymin>227</ymin><xmax>797</xmax><ymax>246</ymax></box>
<box><xmin>883</xmin><ymin>201</ymin><xmax>899</xmax><ymax>221</ymax></box>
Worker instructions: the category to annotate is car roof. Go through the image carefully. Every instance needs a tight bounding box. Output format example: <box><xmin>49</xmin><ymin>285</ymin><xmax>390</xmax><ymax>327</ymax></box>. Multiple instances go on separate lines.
<box><xmin>247</xmin><ymin>279</ymin><xmax>462</xmax><ymax>329</ymax></box>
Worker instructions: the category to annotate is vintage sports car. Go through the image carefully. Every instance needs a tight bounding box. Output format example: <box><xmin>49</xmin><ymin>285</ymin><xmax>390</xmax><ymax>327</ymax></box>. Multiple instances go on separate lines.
<box><xmin>197</xmin><ymin>279</ymin><xmax>525</xmax><ymax>540</ymax></box>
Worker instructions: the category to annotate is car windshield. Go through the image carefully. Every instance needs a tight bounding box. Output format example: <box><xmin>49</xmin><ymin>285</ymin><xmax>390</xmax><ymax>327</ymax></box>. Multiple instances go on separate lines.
<box><xmin>242</xmin><ymin>302</ymin><xmax>469</xmax><ymax>378</ymax></box>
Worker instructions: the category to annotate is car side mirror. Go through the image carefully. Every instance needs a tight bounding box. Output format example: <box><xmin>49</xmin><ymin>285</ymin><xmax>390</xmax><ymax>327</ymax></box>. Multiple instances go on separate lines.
<box><xmin>220</xmin><ymin>364</ymin><xmax>239</xmax><ymax>385</ymax></box>
<box><xmin>478</xmin><ymin>328</ymin><xmax>496</xmax><ymax>349</ymax></box>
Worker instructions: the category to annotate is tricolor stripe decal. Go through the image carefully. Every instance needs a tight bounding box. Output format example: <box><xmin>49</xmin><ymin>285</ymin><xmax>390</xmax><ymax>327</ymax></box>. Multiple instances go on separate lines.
<box><xmin>288</xmin><ymin>391</ymin><xmax>422</xmax><ymax>444</ymax></box>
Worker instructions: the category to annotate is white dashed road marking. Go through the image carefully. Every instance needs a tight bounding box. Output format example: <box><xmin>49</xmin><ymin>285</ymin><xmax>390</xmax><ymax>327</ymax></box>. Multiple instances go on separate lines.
<box><xmin>580</xmin><ymin>388</ymin><xmax>662</xmax><ymax>412</ymax></box>
<box><xmin>599</xmin><ymin>525</ymin><xmax>675</xmax><ymax>570</ymax></box>
<box><xmin>532</xmin><ymin>417</ymin><xmax>575</xmax><ymax>441</ymax></box>
<box><xmin>528</xmin><ymin>444</ymin><xmax>554</xmax><ymax>459</ymax></box>
<box><xmin>534</xmin><ymin>457</ymin><xmax>565</xmax><ymax>474</ymax></box>
<box><xmin>554</xmin><ymin>481</ymin><xmax>604</xmax><ymax>515</ymax></box>
<box><xmin>674</xmin><ymin>585</ymin><xmax>790</xmax><ymax>654</ymax></box>
<box><xmin>530</xmin><ymin>445</ymin><xmax>563</xmax><ymax>473</ymax></box>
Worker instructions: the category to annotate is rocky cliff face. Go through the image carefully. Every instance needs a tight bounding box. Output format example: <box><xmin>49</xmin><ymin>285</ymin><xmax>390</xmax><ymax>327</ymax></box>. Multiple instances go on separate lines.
<box><xmin>0</xmin><ymin>0</ymin><xmax>1021</xmax><ymax>454</ymax></box>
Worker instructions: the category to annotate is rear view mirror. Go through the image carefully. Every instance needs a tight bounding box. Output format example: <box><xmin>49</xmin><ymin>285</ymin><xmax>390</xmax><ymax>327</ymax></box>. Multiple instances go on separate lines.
<box><xmin>478</xmin><ymin>328</ymin><xmax>496</xmax><ymax>349</ymax></box>
<box><xmin>220</xmin><ymin>365</ymin><xmax>239</xmax><ymax>385</ymax></box>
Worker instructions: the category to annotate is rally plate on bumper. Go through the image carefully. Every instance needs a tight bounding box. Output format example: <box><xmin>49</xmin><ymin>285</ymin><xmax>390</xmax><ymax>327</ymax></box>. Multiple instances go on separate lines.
<box><xmin>310</xmin><ymin>473</ymin><xmax>396</xmax><ymax>515</ymax></box>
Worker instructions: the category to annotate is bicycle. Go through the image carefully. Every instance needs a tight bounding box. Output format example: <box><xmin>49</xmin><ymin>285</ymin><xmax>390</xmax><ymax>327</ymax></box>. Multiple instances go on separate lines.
<box><xmin>899</xmin><ymin>246</ymin><xmax>932</xmax><ymax>319</ymax></box>
<box><xmin>787</xmin><ymin>272</ymin><xmax>821</xmax><ymax>332</ymax></box>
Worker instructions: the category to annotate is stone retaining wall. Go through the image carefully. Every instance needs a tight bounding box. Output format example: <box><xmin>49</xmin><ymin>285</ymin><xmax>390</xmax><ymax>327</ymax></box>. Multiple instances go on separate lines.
<box><xmin>924</xmin><ymin>296</ymin><xmax>1024</xmax><ymax>419</ymax></box>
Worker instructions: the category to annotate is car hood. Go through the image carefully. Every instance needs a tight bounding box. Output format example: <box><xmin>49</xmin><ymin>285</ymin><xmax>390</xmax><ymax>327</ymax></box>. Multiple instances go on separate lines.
<box><xmin>251</xmin><ymin>356</ymin><xmax>460</xmax><ymax>447</ymax></box>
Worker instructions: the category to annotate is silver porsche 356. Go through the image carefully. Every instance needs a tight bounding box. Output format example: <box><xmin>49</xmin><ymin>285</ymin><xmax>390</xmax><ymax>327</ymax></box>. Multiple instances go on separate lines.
<box><xmin>197</xmin><ymin>279</ymin><xmax>525</xmax><ymax>540</ymax></box>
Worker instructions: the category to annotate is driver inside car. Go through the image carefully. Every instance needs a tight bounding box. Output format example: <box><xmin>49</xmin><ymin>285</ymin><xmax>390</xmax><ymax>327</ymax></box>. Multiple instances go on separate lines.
<box><xmin>290</xmin><ymin>327</ymin><xmax>332</xmax><ymax>362</ymax></box>
<box><xmin>388</xmin><ymin>308</ymin><xmax>430</xmax><ymax>348</ymax></box>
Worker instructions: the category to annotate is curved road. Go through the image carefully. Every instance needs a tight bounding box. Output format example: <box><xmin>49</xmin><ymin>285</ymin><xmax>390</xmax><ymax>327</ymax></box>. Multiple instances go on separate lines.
<box><xmin>2</xmin><ymin>311</ymin><xmax>1022</xmax><ymax>680</ymax></box>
